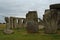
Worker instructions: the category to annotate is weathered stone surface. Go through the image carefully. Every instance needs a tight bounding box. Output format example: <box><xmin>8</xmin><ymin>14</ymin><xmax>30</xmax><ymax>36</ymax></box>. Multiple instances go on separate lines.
<box><xmin>26</xmin><ymin>11</ymin><xmax>39</xmax><ymax>33</ymax></box>
<box><xmin>10</xmin><ymin>17</ymin><xmax>13</xmax><ymax>29</ymax></box>
<box><xmin>13</xmin><ymin>17</ymin><xmax>18</xmax><ymax>29</ymax></box>
<box><xmin>43</xmin><ymin>9</ymin><xmax>58</xmax><ymax>34</ymax></box>
<box><xmin>50</xmin><ymin>4</ymin><xmax>60</xmax><ymax>30</ymax></box>
<box><xmin>26</xmin><ymin>11</ymin><xmax>38</xmax><ymax>22</ymax></box>
<box><xmin>50</xmin><ymin>4</ymin><xmax>60</xmax><ymax>9</ymax></box>
<box><xmin>26</xmin><ymin>21</ymin><xmax>39</xmax><ymax>33</ymax></box>
<box><xmin>5</xmin><ymin>17</ymin><xmax>9</xmax><ymax>23</ymax></box>
<box><xmin>39</xmin><ymin>25</ymin><xmax>44</xmax><ymax>29</ymax></box>
<box><xmin>57</xmin><ymin>11</ymin><xmax>60</xmax><ymax>30</ymax></box>
<box><xmin>5</xmin><ymin>17</ymin><xmax>10</xmax><ymax>29</ymax></box>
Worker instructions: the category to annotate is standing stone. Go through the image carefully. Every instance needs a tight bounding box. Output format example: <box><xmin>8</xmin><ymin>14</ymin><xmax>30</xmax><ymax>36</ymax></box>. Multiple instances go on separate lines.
<box><xmin>43</xmin><ymin>9</ymin><xmax>58</xmax><ymax>34</ymax></box>
<box><xmin>18</xmin><ymin>18</ymin><xmax>23</xmax><ymax>28</ymax></box>
<box><xmin>4</xmin><ymin>17</ymin><xmax>14</xmax><ymax>34</ymax></box>
<box><xmin>5</xmin><ymin>17</ymin><xmax>10</xmax><ymax>29</ymax></box>
<box><xmin>13</xmin><ymin>17</ymin><xmax>18</xmax><ymax>29</ymax></box>
<box><xmin>10</xmin><ymin>17</ymin><xmax>13</xmax><ymax>29</ymax></box>
<box><xmin>26</xmin><ymin>11</ymin><xmax>39</xmax><ymax>33</ymax></box>
<box><xmin>50</xmin><ymin>4</ymin><xmax>60</xmax><ymax>30</ymax></box>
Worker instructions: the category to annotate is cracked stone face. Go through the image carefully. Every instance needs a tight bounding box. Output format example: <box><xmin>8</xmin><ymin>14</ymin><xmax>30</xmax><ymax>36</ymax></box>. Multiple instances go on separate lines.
<box><xmin>43</xmin><ymin>9</ymin><xmax>58</xmax><ymax>34</ymax></box>
<box><xmin>26</xmin><ymin>21</ymin><xmax>39</xmax><ymax>33</ymax></box>
<box><xmin>5</xmin><ymin>17</ymin><xmax>10</xmax><ymax>29</ymax></box>
<box><xmin>26</xmin><ymin>11</ymin><xmax>39</xmax><ymax>33</ymax></box>
<box><xmin>5</xmin><ymin>17</ymin><xmax>9</xmax><ymax>23</ymax></box>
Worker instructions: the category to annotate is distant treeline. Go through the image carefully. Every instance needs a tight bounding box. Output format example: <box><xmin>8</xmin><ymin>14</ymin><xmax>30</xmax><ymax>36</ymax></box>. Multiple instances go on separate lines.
<box><xmin>0</xmin><ymin>23</ymin><xmax>6</xmax><ymax>24</ymax></box>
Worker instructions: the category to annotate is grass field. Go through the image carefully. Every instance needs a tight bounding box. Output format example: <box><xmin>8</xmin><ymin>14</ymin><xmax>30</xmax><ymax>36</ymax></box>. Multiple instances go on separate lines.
<box><xmin>0</xmin><ymin>24</ymin><xmax>60</xmax><ymax>40</ymax></box>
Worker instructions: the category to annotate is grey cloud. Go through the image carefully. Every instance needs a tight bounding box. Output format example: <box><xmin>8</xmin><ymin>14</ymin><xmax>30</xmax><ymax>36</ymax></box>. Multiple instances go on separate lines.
<box><xmin>0</xmin><ymin>0</ymin><xmax>60</xmax><ymax>22</ymax></box>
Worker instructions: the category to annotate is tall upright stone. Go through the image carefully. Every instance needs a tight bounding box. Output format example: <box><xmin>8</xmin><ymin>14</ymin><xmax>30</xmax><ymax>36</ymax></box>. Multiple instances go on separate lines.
<box><xmin>26</xmin><ymin>11</ymin><xmax>39</xmax><ymax>33</ymax></box>
<box><xmin>10</xmin><ymin>17</ymin><xmax>13</xmax><ymax>29</ymax></box>
<box><xmin>13</xmin><ymin>17</ymin><xmax>18</xmax><ymax>29</ymax></box>
<box><xmin>50</xmin><ymin>4</ymin><xmax>60</xmax><ymax>30</ymax></box>
<box><xmin>5</xmin><ymin>17</ymin><xmax>10</xmax><ymax>29</ymax></box>
<box><xmin>4</xmin><ymin>17</ymin><xmax>14</xmax><ymax>34</ymax></box>
<box><xmin>18</xmin><ymin>18</ymin><xmax>23</xmax><ymax>28</ymax></box>
<box><xmin>26</xmin><ymin>21</ymin><xmax>38</xmax><ymax>33</ymax></box>
<box><xmin>43</xmin><ymin>9</ymin><xmax>58</xmax><ymax>34</ymax></box>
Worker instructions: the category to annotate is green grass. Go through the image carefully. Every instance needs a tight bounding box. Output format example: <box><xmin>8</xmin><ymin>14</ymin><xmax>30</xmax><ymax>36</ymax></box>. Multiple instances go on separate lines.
<box><xmin>0</xmin><ymin>24</ymin><xmax>60</xmax><ymax>40</ymax></box>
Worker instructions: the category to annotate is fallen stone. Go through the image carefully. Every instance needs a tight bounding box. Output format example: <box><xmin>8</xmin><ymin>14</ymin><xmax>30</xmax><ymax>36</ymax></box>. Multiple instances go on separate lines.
<box><xmin>3</xmin><ymin>29</ymin><xmax>14</xmax><ymax>34</ymax></box>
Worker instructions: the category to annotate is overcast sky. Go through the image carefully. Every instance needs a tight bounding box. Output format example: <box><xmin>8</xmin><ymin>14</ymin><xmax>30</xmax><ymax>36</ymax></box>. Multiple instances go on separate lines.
<box><xmin>0</xmin><ymin>0</ymin><xmax>60</xmax><ymax>23</ymax></box>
